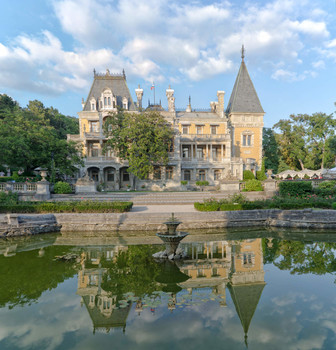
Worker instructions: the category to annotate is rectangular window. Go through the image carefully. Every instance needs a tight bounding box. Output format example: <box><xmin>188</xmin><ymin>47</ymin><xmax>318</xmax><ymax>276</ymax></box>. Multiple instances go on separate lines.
<box><xmin>214</xmin><ymin>170</ymin><xmax>221</xmax><ymax>180</ymax></box>
<box><xmin>123</xmin><ymin>172</ymin><xmax>129</xmax><ymax>182</ymax></box>
<box><xmin>107</xmin><ymin>173</ymin><xmax>114</xmax><ymax>182</ymax></box>
<box><xmin>182</xmin><ymin>146</ymin><xmax>190</xmax><ymax>158</ymax></box>
<box><xmin>211</xmin><ymin>126</ymin><xmax>217</xmax><ymax>135</ymax></box>
<box><xmin>166</xmin><ymin>167</ymin><xmax>173</xmax><ymax>180</ymax></box>
<box><xmin>90</xmin><ymin>122</ymin><xmax>99</xmax><ymax>132</ymax></box>
<box><xmin>182</xmin><ymin>125</ymin><xmax>189</xmax><ymax>134</ymax></box>
<box><xmin>198</xmin><ymin>170</ymin><xmax>206</xmax><ymax>181</ymax></box>
<box><xmin>154</xmin><ymin>167</ymin><xmax>161</xmax><ymax>180</ymax></box>
<box><xmin>197</xmin><ymin>147</ymin><xmax>204</xmax><ymax>159</ymax></box>
<box><xmin>183</xmin><ymin>171</ymin><xmax>191</xmax><ymax>181</ymax></box>
<box><xmin>196</xmin><ymin>125</ymin><xmax>203</xmax><ymax>135</ymax></box>
<box><xmin>168</xmin><ymin>139</ymin><xmax>174</xmax><ymax>153</ymax></box>
<box><xmin>91</xmin><ymin>145</ymin><xmax>99</xmax><ymax>157</ymax></box>
<box><xmin>243</xmin><ymin>134</ymin><xmax>252</xmax><ymax>146</ymax></box>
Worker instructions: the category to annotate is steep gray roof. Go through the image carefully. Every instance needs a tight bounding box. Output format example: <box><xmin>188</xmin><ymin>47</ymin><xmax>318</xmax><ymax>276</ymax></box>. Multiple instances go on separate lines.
<box><xmin>84</xmin><ymin>72</ymin><xmax>137</xmax><ymax>111</ymax></box>
<box><xmin>226</xmin><ymin>61</ymin><xmax>264</xmax><ymax>114</ymax></box>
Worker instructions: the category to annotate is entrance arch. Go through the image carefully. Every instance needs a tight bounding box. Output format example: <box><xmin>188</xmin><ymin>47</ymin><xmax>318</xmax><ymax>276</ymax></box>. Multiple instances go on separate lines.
<box><xmin>87</xmin><ymin>167</ymin><xmax>100</xmax><ymax>182</ymax></box>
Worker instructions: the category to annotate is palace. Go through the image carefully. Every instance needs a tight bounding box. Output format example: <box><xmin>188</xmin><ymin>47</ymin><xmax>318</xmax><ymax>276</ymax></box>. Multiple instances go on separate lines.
<box><xmin>68</xmin><ymin>49</ymin><xmax>264</xmax><ymax>190</ymax></box>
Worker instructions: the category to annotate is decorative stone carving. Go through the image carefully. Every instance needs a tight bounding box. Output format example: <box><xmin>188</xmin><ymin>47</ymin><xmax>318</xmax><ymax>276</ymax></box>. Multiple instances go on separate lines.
<box><xmin>166</xmin><ymin>85</ymin><xmax>175</xmax><ymax>112</ymax></box>
<box><xmin>135</xmin><ymin>84</ymin><xmax>144</xmax><ymax>109</ymax></box>
<box><xmin>76</xmin><ymin>173</ymin><xmax>96</xmax><ymax>193</ymax></box>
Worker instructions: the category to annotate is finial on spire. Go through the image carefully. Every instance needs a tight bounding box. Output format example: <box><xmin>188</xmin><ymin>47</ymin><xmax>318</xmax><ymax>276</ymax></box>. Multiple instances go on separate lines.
<box><xmin>122</xmin><ymin>68</ymin><xmax>126</xmax><ymax>80</ymax></box>
<box><xmin>189</xmin><ymin>95</ymin><xmax>191</xmax><ymax>105</ymax></box>
<box><xmin>241</xmin><ymin>45</ymin><xmax>245</xmax><ymax>62</ymax></box>
<box><xmin>93</xmin><ymin>68</ymin><xmax>96</xmax><ymax>77</ymax></box>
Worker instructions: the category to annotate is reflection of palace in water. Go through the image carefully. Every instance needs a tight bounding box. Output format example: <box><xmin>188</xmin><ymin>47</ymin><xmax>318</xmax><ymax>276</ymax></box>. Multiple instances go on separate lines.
<box><xmin>77</xmin><ymin>239</ymin><xmax>266</xmax><ymax>344</ymax></box>
<box><xmin>76</xmin><ymin>246</ymin><xmax>131</xmax><ymax>334</ymax></box>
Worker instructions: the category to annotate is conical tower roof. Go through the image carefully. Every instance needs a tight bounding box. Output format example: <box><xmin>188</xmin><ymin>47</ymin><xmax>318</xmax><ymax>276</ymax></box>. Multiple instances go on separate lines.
<box><xmin>226</xmin><ymin>47</ymin><xmax>264</xmax><ymax>114</ymax></box>
<box><xmin>228</xmin><ymin>282</ymin><xmax>266</xmax><ymax>346</ymax></box>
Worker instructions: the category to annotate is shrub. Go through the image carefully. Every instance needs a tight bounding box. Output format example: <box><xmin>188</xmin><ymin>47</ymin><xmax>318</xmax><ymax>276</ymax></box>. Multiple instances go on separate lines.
<box><xmin>332</xmin><ymin>202</ymin><xmax>336</xmax><ymax>210</ymax></box>
<box><xmin>54</xmin><ymin>181</ymin><xmax>72</xmax><ymax>194</ymax></box>
<box><xmin>279</xmin><ymin>181</ymin><xmax>312</xmax><ymax>197</ymax></box>
<box><xmin>244</xmin><ymin>179</ymin><xmax>263</xmax><ymax>191</ymax></box>
<box><xmin>181</xmin><ymin>180</ymin><xmax>188</xmax><ymax>186</ymax></box>
<box><xmin>229</xmin><ymin>193</ymin><xmax>247</xmax><ymax>204</ymax></box>
<box><xmin>0</xmin><ymin>201</ymin><xmax>133</xmax><ymax>213</ymax></box>
<box><xmin>243</xmin><ymin>170</ymin><xmax>255</xmax><ymax>181</ymax></box>
<box><xmin>196</xmin><ymin>180</ymin><xmax>209</xmax><ymax>186</ymax></box>
<box><xmin>0</xmin><ymin>191</ymin><xmax>18</xmax><ymax>204</ymax></box>
<box><xmin>318</xmin><ymin>180</ymin><xmax>336</xmax><ymax>190</ymax></box>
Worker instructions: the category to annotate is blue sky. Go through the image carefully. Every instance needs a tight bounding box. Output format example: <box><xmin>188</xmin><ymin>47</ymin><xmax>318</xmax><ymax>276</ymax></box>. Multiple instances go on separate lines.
<box><xmin>1</xmin><ymin>0</ymin><xmax>336</xmax><ymax>127</ymax></box>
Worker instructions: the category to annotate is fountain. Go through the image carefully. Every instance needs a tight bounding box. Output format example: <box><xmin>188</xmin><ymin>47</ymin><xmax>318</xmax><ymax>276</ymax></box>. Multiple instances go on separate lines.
<box><xmin>153</xmin><ymin>213</ymin><xmax>189</xmax><ymax>260</ymax></box>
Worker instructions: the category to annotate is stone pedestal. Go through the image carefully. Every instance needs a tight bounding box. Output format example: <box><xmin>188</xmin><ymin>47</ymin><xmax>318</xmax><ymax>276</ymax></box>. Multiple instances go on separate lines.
<box><xmin>75</xmin><ymin>175</ymin><xmax>96</xmax><ymax>193</ymax></box>
<box><xmin>220</xmin><ymin>181</ymin><xmax>240</xmax><ymax>192</ymax></box>
<box><xmin>34</xmin><ymin>181</ymin><xmax>50</xmax><ymax>200</ymax></box>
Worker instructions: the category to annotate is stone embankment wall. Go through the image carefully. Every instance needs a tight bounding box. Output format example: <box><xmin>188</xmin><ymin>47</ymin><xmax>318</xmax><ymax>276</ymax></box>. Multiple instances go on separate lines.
<box><xmin>2</xmin><ymin>209</ymin><xmax>336</xmax><ymax>237</ymax></box>
<box><xmin>54</xmin><ymin>209</ymin><xmax>336</xmax><ymax>232</ymax></box>
<box><xmin>0</xmin><ymin>214</ymin><xmax>61</xmax><ymax>237</ymax></box>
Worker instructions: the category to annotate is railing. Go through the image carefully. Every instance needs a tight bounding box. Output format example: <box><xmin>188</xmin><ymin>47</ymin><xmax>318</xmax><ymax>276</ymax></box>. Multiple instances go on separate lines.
<box><xmin>180</xmin><ymin>134</ymin><xmax>228</xmax><ymax>141</ymax></box>
<box><xmin>0</xmin><ymin>182</ymin><xmax>37</xmax><ymax>193</ymax></box>
<box><xmin>84</xmin><ymin>132</ymin><xmax>101</xmax><ymax>138</ymax></box>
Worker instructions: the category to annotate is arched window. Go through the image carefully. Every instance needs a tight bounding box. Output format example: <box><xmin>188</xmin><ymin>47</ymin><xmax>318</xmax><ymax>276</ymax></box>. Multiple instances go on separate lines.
<box><xmin>108</xmin><ymin>97</ymin><xmax>111</xmax><ymax>105</ymax></box>
<box><xmin>104</xmin><ymin>97</ymin><xmax>107</xmax><ymax>105</ymax></box>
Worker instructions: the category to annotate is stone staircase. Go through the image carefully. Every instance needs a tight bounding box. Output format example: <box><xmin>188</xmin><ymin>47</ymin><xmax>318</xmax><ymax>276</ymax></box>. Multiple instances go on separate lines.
<box><xmin>50</xmin><ymin>191</ymin><xmax>266</xmax><ymax>205</ymax></box>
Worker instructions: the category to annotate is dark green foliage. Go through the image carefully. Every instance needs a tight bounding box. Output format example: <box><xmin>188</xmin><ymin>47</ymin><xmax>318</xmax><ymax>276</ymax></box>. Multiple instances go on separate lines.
<box><xmin>243</xmin><ymin>170</ymin><xmax>255</xmax><ymax>180</ymax></box>
<box><xmin>196</xmin><ymin>181</ymin><xmax>209</xmax><ymax>186</ymax></box>
<box><xmin>256</xmin><ymin>158</ymin><xmax>267</xmax><ymax>181</ymax></box>
<box><xmin>0</xmin><ymin>95</ymin><xmax>82</xmax><ymax>176</ymax></box>
<box><xmin>0</xmin><ymin>201</ymin><xmax>133</xmax><ymax>213</ymax></box>
<box><xmin>181</xmin><ymin>180</ymin><xmax>188</xmax><ymax>185</ymax></box>
<box><xmin>53</xmin><ymin>181</ymin><xmax>72</xmax><ymax>194</ymax></box>
<box><xmin>0</xmin><ymin>191</ymin><xmax>18</xmax><ymax>204</ymax></box>
<box><xmin>279</xmin><ymin>181</ymin><xmax>312</xmax><ymax>197</ymax></box>
<box><xmin>244</xmin><ymin>179</ymin><xmax>263</xmax><ymax>191</ymax></box>
<box><xmin>263</xmin><ymin>128</ymin><xmax>279</xmax><ymax>173</ymax></box>
<box><xmin>103</xmin><ymin>110</ymin><xmax>173</xmax><ymax>180</ymax></box>
<box><xmin>194</xmin><ymin>193</ymin><xmax>335</xmax><ymax>212</ymax></box>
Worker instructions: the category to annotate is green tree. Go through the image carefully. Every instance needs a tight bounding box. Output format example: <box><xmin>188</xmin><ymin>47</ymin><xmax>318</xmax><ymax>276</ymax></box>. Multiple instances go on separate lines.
<box><xmin>274</xmin><ymin>113</ymin><xmax>336</xmax><ymax>171</ymax></box>
<box><xmin>103</xmin><ymin>110</ymin><xmax>173</xmax><ymax>186</ymax></box>
<box><xmin>0</xmin><ymin>95</ymin><xmax>82</xmax><ymax>176</ymax></box>
<box><xmin>262</xmin><ymin>128</ymin><xmax>279</xmax><ymax>173</ymax></box>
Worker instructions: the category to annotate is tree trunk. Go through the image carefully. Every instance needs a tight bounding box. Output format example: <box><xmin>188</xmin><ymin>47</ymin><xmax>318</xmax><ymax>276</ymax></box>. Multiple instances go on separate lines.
<box><xmin>298</xmin><ymin>159</ymin><xmax>305</xmax><ymax>170</ymax></box>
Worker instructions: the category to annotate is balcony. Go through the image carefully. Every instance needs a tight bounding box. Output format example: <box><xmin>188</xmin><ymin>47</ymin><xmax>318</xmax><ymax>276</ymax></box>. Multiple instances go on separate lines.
<box><xmin>84</xmin><ymin>132</ymin><xmax>106</xmax><ymax>140</ymax></box>
<box><xmin>180</xmin><ymin>134</ymin><xmax>229</xmax><ymax>142</ymax></box>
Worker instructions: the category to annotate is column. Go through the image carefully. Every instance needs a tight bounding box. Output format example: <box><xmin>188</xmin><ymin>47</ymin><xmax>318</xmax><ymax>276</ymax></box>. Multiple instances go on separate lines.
<box><xmin>221</xmin><ymin>144</ymin><xmax>224</xmax><ymax>161</ymax></box>
<box><xmin>210</xmin><ymin>144</ymin><xmax>213</xmax><ymax>161</ymax></box>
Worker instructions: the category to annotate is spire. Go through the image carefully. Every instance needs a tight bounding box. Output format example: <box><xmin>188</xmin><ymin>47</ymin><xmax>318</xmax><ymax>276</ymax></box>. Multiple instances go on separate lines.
<box><xmin>226</xmin><ymin>48</ymin><xmax>264</xmax><ymax>114</ymax></box>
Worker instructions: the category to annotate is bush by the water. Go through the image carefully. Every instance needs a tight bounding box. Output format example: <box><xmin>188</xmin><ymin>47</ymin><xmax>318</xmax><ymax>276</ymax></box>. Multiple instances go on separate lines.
<box><xmin>279</xmin><ymin>181</ymin><xmax>312</xmax><ymax>197</ymax></box>
<box><xmin>244</xmin><ymin>179</ymin><xmax>263</xmax><ymax>191</ymax></box>
<box><xmin>53</xmin><ymin>181</ymin><xmax>72</xmax><ymax>194</ymax></box>
<box><xmin>0</xmin><ymin>200</ymin><xmax>133</xmax><ymax>213</ymax></box>
<box><xmin>243</xmin><ymin>170</ymin><xmax>255</xmax><ymax>180</ymax></box>
<box><xmin>194</xmin><ymin>193</ymin><xmax>335</xmax><ymax>211</ymax></box>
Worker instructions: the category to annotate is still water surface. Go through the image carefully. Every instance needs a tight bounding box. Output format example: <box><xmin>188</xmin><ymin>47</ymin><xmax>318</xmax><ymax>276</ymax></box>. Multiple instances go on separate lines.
<box><xmin>1</xmin><ymin>230</ymin><xmax>336</xmax><ymax>350</ymax></box>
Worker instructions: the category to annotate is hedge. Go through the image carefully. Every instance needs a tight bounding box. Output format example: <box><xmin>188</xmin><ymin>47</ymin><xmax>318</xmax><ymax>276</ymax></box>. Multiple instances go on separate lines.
<box><xmin>279</xmin><ymin>181</ymin><xmax>312</xmax><ymax>197</ymax></box>
<box><xmin>53</xmin><ymin>181</ymin><xmax>72</xmax><ymax>194</ymax></box>
<box><xmin>243</xmin><ymin>170</ymin><xmax>255</xmax><ymax>180</ymax></box>
<box><xmin>244</xmin><ymin>179</ymin><xmax>263</xmax><ymax>191</ymax></box>
<box><xmin>0</xmin><ymin>201</ymin><xmax>133</xmax><ymax>213</ymax></box>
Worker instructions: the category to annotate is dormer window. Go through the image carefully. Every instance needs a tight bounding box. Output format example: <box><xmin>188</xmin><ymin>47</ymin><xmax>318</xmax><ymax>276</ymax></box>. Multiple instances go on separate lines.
<box><xmin>100</xmin><ymin>89</ymin><xmax>116</xmax><ymax>110</ymax></box>
<box><xmin>90</xmin><ymin>98</ymin><xmax>96</xmax><ymax>111</ymax></box>
<box><xmin>122</xmin><ymin>97</ymin><xmax>128</xmax><ymax>110</ymax></box>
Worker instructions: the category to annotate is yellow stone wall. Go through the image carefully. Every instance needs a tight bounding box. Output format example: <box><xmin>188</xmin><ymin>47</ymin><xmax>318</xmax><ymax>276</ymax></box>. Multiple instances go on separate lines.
<box><xmin>234</xmin><ymin>239</ymin><xmax>262</xmax><ymax>273</ymax></box>
<box><xmin>234</xmin><ymin>127</ymin><xmax>262</xmax><ymax>165</ymax></box>
<box><xmin>81</xmin><ymin>118</ymin><xmax>90</xmax><ymax>136</ymax></box>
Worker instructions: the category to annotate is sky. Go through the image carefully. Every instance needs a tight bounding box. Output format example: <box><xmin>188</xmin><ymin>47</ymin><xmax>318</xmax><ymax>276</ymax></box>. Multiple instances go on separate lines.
<box><xmin>0</xmin><ymin>0</ymin><xmax>336</xmax><ymax>128</ymax></box>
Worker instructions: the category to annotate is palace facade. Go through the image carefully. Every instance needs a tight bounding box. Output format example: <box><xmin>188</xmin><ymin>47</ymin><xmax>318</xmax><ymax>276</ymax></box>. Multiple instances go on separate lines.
<box><xmin>68</xmin><ymin>51</ymin><xmax>264</xmax><ymax>190</ymax></box>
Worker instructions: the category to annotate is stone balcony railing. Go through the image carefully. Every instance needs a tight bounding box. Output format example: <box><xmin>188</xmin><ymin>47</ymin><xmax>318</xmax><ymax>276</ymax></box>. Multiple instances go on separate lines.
<box><xmin>180</xmin><ymin>134</ymin><xmax>229</xmax><ymax>142</ymax></box>
<box><xmin>0</xmin><ymin>182</ymin><xmax>37</xmax><ymax>193</ymax></box>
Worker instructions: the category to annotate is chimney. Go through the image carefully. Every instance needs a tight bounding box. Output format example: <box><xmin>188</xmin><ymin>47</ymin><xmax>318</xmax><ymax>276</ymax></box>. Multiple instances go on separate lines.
<box><xmin>166</xmin><ymin>85</ymin><xmax>175</xmax><ymax>112</ymax></box>
<box><xmin>135</xmin><ymin>84</ymin><xmax>144</xmax><ymax>110</ymax></box>
<box><xmin>217</xmin><ymin>91</ymin><xmax>225</xmax><ymax>117</ymax></box>
<box><xmin>81</xmin><ymin>98</ymin><xmax>85</xmax><ymax>109</ymax></box>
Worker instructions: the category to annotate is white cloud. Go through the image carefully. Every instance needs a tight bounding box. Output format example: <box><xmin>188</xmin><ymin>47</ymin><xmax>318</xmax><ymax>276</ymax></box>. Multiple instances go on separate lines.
<box><xmin>0</xmin><ymin>0</ymin><xmax>333</xmax><ymax>95</ymax></box>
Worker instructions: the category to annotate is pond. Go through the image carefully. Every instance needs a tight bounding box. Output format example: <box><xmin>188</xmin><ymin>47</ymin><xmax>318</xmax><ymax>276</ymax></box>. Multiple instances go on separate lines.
<box><xmin>0</xmin><ymin>229</ymin><xmax>336</xmax><ymax>350</ymax></box>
